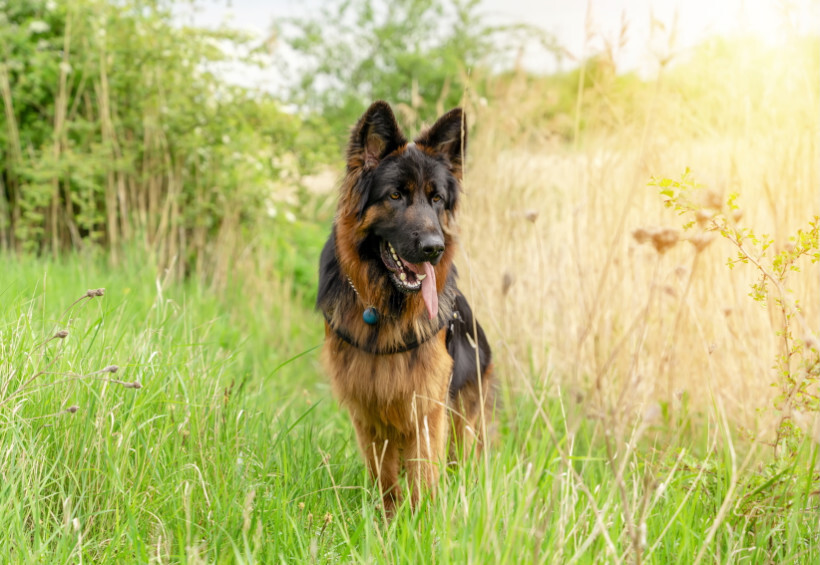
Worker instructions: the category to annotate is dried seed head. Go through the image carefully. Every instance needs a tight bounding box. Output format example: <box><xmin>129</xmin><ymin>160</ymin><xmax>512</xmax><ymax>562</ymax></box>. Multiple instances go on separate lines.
<box><xmin>688</xmin><ymin>233</ymin><xmax>715</xmax><ymax>252</ymax></box>
<box><xmin>632</xmin><ymin>227</ymin><xmax>680</xmax><ymax>254</ymax></box>
<box><xmin>324</xmin><ymin>512</ymin><xmax>333</xmax><ymax>524</ymax></box>
<box><xmin>524</xmin><ymin>210</ymin><xmax>538</xmax><ymax>223</ymax></box>
<box><xmin>298</xmin><ymin>502</ymin><xmax>305</xmax><ymax>511</ymax></box>
<box><xmin>704</xmin><ymin>191</ymin><xmax>723</xmax><ymax>210</ymax></box>
<box><xmin>651</xmin><ymin>228</ymin><xmax>679</xmax><ymax>254</ymax></box>
<box><xmin>66</xmin><ymin>405</ymin><xmax>79</xmax><ymax>414</ymax></box>
<box><xmin>502</xmin><ymin>271</ymin><xmax>514</xmax><ymax>296</ymax></box>
<box><xmin>54</xmin><ymin>330</ymin><xmax>69</xmax><ymax>339</ymax></box>
<box><xmin>103</xmin><ymin>365</ymin><xmax>119</xmax><ymax>373</ymax></box>
<box><xmin>695</xmin><ymin>209</ymin><xmax>714</xmax><ymax>227</ymax></box>
<box><xmin>632</xmin><ymin>227</ymin><xmax>651</xmax><ymax>245</ymax></box>
<box><xmin>126</xmin><ymin>381</ymin><xmax>142</xmax><ymax>389</ymax></box>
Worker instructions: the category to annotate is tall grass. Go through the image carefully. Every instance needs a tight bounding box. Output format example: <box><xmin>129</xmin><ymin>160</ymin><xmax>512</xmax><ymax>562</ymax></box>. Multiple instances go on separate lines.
<box><xmin>1</xmin><ymin>7</ymin><xmax>819</xmax><ymax>564</ymax></box>
<box><xmin>459</xmin><ymin>35</ymin><xmax>819</xmax><ymax>437</ymax></box>
<box><xmin>0</xmin><ymin>253</ymin><xmax>817</xmax><ymax>562</ymax></box>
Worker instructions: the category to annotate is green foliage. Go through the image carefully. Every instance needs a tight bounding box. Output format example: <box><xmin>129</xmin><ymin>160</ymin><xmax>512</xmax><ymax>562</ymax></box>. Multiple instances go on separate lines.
<box><xmin>0</xmin><ymin>0</ymin><xmax>308</xmax><ymax>276</ymax></box>
<box><xmin>261</xmin><ymin>214</ymin><xmax>328</xmax><ymax>305</ymax></box>
<box><xmin>653</xmin><ymin>170</ymin><xmax>820</xmax><ymax>456</ymax></box>
<box><xmin>281</xmin><ymin>0</ymin><xmax>552</xmax><ymax>144</ymax></box>
<box><xmin>284</xmin><ymin>0</ymin><xmax>478</xmax><ymax>123</ymax></box>
<box><xmin>284</xmin><ymin>0</ymin><xmax>648</xmax><ymax>146</ymax></box>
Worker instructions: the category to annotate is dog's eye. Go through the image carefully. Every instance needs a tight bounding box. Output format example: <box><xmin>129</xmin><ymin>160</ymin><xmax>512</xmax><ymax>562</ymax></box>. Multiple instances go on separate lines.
<box><xmin>389</xmin><ymin>192</ymin><xmax>401</xmax><ymax>200</ymax></box>
<box><xmin>432</xmin><ymin>194</ymin><xmax>442</xmax><ymax>203</ymax></box>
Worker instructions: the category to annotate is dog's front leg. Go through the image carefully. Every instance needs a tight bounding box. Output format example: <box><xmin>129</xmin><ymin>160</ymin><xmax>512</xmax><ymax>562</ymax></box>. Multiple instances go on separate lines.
<box><xmin>404</xmin><ymin>400</ymin><xmax>448</xmax><ymax>508</ymax></box>
<box><xmin>351</xmin><ymin>417</ymin><xmax>401</xmax><ymax>516</ymax></box>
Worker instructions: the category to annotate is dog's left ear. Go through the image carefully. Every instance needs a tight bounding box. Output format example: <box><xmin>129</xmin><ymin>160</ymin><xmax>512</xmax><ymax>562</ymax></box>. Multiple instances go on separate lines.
<box><xmin>347</xmin><ymin>101</ymin><xmax>406</xmax><ymax>171</ymax></box>
<box><xmin>415</xmin><ymin>108</ymin><xmax>467</xmax><ymax>179</ymax></box>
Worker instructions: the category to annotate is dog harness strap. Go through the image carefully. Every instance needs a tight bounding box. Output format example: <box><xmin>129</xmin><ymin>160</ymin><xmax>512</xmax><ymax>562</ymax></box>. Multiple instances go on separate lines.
<box><xmin>323</xmin><ymin>312</ymin><xmax>445</xmax><ymax>355</ymax></box>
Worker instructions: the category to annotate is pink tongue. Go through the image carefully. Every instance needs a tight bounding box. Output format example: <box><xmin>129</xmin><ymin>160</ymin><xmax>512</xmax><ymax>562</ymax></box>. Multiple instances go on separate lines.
<box><xmin>420</xmin><ymin>262</ymin><xmax>437</xmax><ymax>320</ymax></box>
<box><xmin>401</xmin><ymin>259</ymin><xmax>438</xmax><ymax>320</ymax></box>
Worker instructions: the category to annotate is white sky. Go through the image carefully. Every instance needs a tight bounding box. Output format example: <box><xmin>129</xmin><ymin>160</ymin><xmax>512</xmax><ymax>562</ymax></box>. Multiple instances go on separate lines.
<box><xmin>180</xmin><ymin>0</ymin><xmax>819</xmax><ymax>88</ymax></box>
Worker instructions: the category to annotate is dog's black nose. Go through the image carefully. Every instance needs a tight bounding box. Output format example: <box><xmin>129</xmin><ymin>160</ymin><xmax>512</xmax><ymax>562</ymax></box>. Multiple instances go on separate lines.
<box><xmin>419</xmin><ymin>234</ymin><xmax>445</xmax><ymax>260</ymax></box>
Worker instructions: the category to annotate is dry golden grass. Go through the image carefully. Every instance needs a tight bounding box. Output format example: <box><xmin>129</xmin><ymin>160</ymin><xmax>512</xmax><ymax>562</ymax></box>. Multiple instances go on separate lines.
<box><xmin>457</xmin><ymin>41</ymin><xmax>819</xmax><ymax>439</ymax></box>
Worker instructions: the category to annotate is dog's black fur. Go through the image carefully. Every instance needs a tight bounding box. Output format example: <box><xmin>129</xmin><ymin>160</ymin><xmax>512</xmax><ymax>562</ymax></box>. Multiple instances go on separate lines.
<box><xmin>316</xmin><ymin>100</ymin><xmax>494</xmax><ymax>510</ymax></box>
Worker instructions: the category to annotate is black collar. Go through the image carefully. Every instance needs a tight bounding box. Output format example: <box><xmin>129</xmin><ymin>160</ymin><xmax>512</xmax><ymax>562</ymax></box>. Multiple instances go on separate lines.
<box><xmin>323</xmin><ymin>311</ymin><xmax>445</xmax><ymax>355</ymax></box>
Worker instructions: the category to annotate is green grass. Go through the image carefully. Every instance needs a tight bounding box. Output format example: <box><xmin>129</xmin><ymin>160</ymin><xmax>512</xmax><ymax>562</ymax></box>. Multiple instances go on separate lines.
<box><xmin>0</xmin><ymin>253</ymin><xmax>817</xmax><ymax>563</ymax></box>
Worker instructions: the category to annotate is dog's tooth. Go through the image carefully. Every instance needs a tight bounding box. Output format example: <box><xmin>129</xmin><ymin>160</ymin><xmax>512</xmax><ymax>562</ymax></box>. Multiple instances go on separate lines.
<box><xmin>416</xmin><ymin>273</ymin><xmax>427</xmax><ymax>281</ymax></box>
<box><xmin>399</xmin><ymin>272</ymin><xmax>406</xmax><ymax>281</ymax></box>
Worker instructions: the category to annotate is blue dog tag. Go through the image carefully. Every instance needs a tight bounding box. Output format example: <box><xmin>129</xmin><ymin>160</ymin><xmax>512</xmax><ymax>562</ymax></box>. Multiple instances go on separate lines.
<box><xmin>363</xmin><ymin>307</ymin><xmax>379</xmax><ymax>325</ymax></box>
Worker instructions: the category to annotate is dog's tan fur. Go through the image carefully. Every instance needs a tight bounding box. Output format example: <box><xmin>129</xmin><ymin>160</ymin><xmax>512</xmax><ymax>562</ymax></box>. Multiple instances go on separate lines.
<box><xmin>318</xmin><ymin>102</ymin><xmax>494</xmax><ymax>514</ymax></box>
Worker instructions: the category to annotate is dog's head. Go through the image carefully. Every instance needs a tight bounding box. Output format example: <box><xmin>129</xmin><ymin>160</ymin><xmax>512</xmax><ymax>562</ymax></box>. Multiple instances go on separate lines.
<box><xmin>335</xmin><ymin>101</ymin><xmax>466</xmax><ymax>320</ymax></box>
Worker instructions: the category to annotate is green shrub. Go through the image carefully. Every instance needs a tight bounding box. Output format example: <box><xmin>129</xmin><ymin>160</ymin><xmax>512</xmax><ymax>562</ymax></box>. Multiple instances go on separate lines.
<box><xmin>0</xmin><ymin>0</ymin><xmax>304</xmax><ymax>278</ymax></box>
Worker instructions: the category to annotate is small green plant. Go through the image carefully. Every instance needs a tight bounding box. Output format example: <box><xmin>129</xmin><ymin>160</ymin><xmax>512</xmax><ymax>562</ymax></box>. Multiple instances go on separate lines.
<box><xmin>0</xmin><ymin>287</ymin><xmax>141</xmax><ymax>417</ymax></box>
<box><xmin>653</xmin><ymin>169</ymin><xmax>819</xmax><ymax>456</ymax></box>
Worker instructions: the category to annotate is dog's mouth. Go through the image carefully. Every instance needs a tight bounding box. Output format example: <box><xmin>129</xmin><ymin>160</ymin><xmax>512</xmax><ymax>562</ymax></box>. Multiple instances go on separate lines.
<box><xmin>379</xmin><ymin>240</ymin><xmax>438</xmax><ymax>320</ymax></box>
<box><xmin>379</xmin><ymin>240</ymin><xmax>423</xmax><ymax>291</ymax></box>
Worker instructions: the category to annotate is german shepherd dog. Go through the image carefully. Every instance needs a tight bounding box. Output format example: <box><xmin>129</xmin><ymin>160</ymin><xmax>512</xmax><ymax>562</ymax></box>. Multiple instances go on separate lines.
<box><xmin>317</xmin><ymin>101</ymin><xmax>494</xmax><ymax>513</ymax></box>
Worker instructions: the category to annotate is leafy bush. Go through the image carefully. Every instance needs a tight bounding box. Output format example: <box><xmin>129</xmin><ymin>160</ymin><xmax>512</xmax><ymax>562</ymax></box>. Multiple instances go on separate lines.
<box><xmin>0</xmin><ymin>0</ymin><xmax>302</xmax><ymax>278</ymax></box>
<box><xmin>280</xmin><ymin>0</ymin><xmax>557</xmax><ymax>144</ymax></box>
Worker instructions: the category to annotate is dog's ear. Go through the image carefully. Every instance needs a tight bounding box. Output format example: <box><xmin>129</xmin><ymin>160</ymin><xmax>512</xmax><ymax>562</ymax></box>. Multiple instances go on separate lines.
<box><xmin>415</xmin><ymin>108</ymin><xmax>467</xmax><ymax>179</ymax></box>
<box><xmin>347</xmin><ymin>101</ymin><xmax>406</xmax><ymax>171</ymax></box>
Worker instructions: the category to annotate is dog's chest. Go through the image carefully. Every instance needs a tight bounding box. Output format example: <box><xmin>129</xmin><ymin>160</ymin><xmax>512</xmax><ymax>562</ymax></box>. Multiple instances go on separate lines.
<box><xmin>322</xmin><ymin>331</ymin><xmax>453</xmax><ymax>431</ymax></box>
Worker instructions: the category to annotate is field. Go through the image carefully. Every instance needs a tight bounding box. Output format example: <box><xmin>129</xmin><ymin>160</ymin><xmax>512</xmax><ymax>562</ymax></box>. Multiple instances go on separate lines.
<box><xmin>2</xmin><ymin>246</ymin><xmax>816</xmax><ymax>563</ymax></box>
<box><xmin>1</xmin><ymin>1</ymin><xmax>819</xmax><ymax>563</ymax></box>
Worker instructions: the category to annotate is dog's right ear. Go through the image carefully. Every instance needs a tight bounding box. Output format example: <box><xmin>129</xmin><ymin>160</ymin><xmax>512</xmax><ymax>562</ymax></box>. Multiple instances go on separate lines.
<box><xmin>346</xmin><ymin>101</ymin><xmax>406</xmax><ymax>171</ymax></box>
